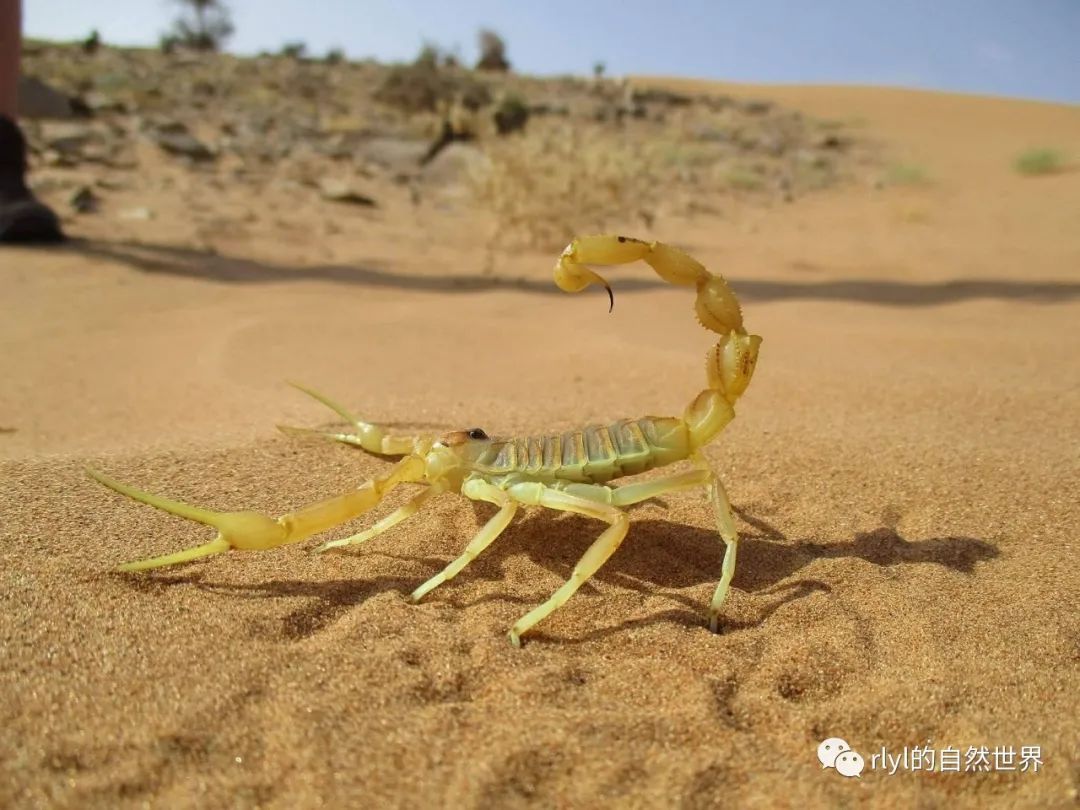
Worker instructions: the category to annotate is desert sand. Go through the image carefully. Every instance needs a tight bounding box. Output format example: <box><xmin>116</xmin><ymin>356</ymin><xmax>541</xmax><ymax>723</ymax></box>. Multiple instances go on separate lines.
<box><xmin>2</xmin><ymin>79</ymin><xmax>1079</xmax><ymax>809</ymax></box>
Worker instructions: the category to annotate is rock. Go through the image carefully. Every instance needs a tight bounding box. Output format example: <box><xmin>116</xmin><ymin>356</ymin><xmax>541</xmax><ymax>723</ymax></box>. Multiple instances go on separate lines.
<box><xmin>94</xmin><ymin>176</ymin><xmax>129</xmax><ymax>191</ymax></box>
<box><xmin>82</xmin><ymin>91</ymin><xmax>124</xmax><ymax>114</ymax></box>
<box><xmin>41</xmin><ymin>150</ymin><xmax>72</xmax><ymax>167</ymax></box>
<box><xmin>27</xmin><ymin>174</ymin><xmax>73</xmax><ymax>195</ymax></box>
<box><xmin>313</xmin><ymin>135</ymin><xmax>356</xmax><ymax>161</ymax></box>
<box><xmin>119</xmin><ymin>206</ymin><xmax>154</xmax><ymax>221</ymax></box>
<box><xmin>17</xmin><ymin>76</ymin><xmax>77</xmax><ymax>119</ymax></box>
<box><xmin>78</xmin><ymin>141</ymin><xmax>115</xmax><ymax>165</ymax></box>
<box><xmin>418</xmin><ymin>142</ymin><xmax>488</xmax><ymax>185</ymax></box>
<box><xmin>355</xmin><ymin>137</ymin><xmax>430</xmax><ymax>171</ymax></box>
<box><xmin>318</xmin><ymin>178</ymin><xmax>376</xmax><ymax>206</ymax></box>
<box><xmin>39</xmin><ymin>121</ymin><xmax>99</xmax><ymax>156</ymax></box>
<box><xmin>69</xmin><ymin>186</ymin><xmax>100</xmax><ymax>214</ymax></box>
<box><xmin>316</xmin><ymin>114</ymin><xmax>370</xmax><ymax>135</ymax></box>
<box><xmin>816</xmin><ymin>133</ymin><xmax>850</xmax><ymax>150</ymax></box>
<box><xmin>693</xmin><ymin>126</ymin><xmax>731</xmax><ymax>143</ymax></box>
<box><xmin>149</xmin><ymin>127</ymin><xmax>216</xmax><ymax>161</ymax></box>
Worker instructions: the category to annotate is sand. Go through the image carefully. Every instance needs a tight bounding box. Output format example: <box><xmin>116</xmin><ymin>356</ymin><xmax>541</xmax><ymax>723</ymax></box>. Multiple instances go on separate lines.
<box><xmin>2</xmin><ymin>84</ymin><xmax>1078</xmax><ymax>808</ymax></box>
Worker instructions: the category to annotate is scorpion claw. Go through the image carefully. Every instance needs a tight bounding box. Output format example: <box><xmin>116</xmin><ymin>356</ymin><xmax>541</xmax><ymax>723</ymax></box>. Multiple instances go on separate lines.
<box><xmin>89</xmin><ymin>455</ymin><xmax>420</xmax><ymax>572</ymax></box>
<box><xmin>87</xmin><ymin>467</ymin><xmax>258</xmax><ymax>571</ymax></box>
<box><xmin>285</xmin><ymin>381</ymin><xmax>361</xmax><ymax>425</ymax></box>
<box><xmin>277</xmin><ymin>423</ymin><xmax>358</xmax><ymax>446</ymax></box>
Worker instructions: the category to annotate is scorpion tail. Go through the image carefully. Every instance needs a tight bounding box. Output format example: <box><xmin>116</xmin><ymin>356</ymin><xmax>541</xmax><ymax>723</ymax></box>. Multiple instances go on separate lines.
<box><xmin>554</xmin><ymin>234</ymin><xmax>759</xmax><ymax>635</ymax></box>
<box><xmin>554</xmin><ymin>235</ymin><xmax>762</xmax><ymax>449</ymax></box>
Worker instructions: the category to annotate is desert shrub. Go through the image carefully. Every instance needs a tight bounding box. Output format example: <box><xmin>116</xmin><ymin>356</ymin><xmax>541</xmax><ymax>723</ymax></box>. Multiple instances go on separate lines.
<box><xmin>630</xmin><ymin>87</ymin><xmax>692</xmax><ymax>107</ymax></box>
<box><xmin>413</xmin><ymin>42</ymin><xmax>463</xmax><ymax>69</ymax></box>
<box><xmin>415</xmin><ymin>43</ymin><xmax>441</xmax><ymax>70</ymax></box>
<box><xmin>375</xmin><ymin>61</ymin><xmax>454</xmax><ymax>113</ymax></box>
<box><xmin>493</xmin><ymin>95</ymin><xmax>529</xmax><ymax>135</ymax></box>
<box><xmin>376</xmin><ymin>46</ymin><xmax>491</xmax><ymax>114</ymax></box>
<box><xmin>325</xmin><ymin>48</ymin><xmax>345</xmax><ymax>64</ymax></box>
<box><xmin>476</xmin><ymin>29</ymin><xmax>510</xmax><ymax>71</ymax></box>
<box><xmin>725</xmin><ymin>165</ymin><xmax>764</xmax><ymax>191</ymax></box>
<box><xmin>164</xmin><ymin>0</ymin><xmax>234</xmax><ymax>52</ymax></box>
<box><xmin>658</xmin><ymin>141</ymin><xmax>718</xmax><ymax>169</ymax></box>
<box><xmin>470</xmin><ymin>124</ymin><xmax>655</xmax><ymax>251</ymax></box>
<box><xmin>1013</xmin><ymin>148</ymin><xmax>1066</xmax><ymax>175</ymax></box>
<box><xmin>82</xmin><ymin>30</ymin><xmax>101</xmax><ymax>54</ymax></box>
<box><xmin>790</xmin><ymin>151</ymin><xmax>835</xmax><ymax>191</ymax></box>
<box><xmin>281</xmin><ymin>41</ymin><xmax>307</xmax><ymax>59</ymax></box>
<box><xmin>459</xmin><ymin>80</ymin><xmax>493</xmax><ymax>112</ymax></box>
<box><xmin>884</xmin><ymin>163</ymin><xmax>930</xmax><ymax>186</ymax></box>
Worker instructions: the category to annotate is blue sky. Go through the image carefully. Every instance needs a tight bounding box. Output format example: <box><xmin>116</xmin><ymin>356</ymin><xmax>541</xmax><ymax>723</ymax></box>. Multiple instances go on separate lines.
<box><xmin>24</xmin><ymin>1</ymin><xmax>1080</xmax><ymax>103</ymax></box>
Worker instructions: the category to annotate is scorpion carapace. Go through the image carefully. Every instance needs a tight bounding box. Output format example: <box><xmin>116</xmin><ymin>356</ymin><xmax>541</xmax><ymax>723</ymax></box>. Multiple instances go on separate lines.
<box><xmin>88</xmin><ymin>235</ymin><xmax>762</xmax><ymax>646</ymax></box>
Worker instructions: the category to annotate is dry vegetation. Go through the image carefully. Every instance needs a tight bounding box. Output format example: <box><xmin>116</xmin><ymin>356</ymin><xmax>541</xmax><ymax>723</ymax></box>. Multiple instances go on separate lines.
<box><xmin>469</xmin><ymin>89</ymin><xmax>867</xmax><ymax>250</ymax></box>
<box><xmin>1013</xmin><ymin>146</ymin><xmax>1068</xmax><ymax>175</ymax></box>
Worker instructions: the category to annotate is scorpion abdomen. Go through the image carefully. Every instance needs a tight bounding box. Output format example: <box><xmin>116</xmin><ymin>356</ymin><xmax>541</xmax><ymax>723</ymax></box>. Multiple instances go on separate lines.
<box><xmin>472</xmin><ymin>417</ymin><xmax>689</xmax><ymax>485</ymax></box>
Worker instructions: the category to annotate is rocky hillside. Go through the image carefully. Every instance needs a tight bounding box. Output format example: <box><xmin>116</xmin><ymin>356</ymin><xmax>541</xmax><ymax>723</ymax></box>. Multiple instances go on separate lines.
<box><xmin>18</xmin><ymin>40</ymin><xmax>875</xmax><ymax>251</ymax></box>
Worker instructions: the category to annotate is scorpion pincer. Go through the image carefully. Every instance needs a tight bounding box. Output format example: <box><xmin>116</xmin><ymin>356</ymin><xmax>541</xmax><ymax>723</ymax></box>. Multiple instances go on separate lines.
<box><xmin>88</xmin><ymin>235</ymin><xmax>762</xmax><ymax>646</ymax></box>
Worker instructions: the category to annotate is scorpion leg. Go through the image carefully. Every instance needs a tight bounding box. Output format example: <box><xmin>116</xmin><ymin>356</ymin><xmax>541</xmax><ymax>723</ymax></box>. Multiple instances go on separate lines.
<box><xmin>506</xmin><ymin>484</ymin><xmax>629</xmax><ymax>647</ymax></box>
<box><xmin>411</xmin><ymin>478</ymin><xmax>518</xmax><ymax>602</ymax></box>
<box><xmin>610</xmin><ymin>469</ymin><xmax>710</xmax><ymax>506</ymax></box>
<box><xmin>704</xmin><ymin>472</ymin><xmax>740</xmax><ymax>632</ymax></box>
<box><xmin>278</xmin><ymin>382</ymin><xmax>426</xmax><ymax>456</ymax></box>
<box><xmin>87</xmin><ymin>454</ymin><xmax>425</xmax><ymax>571</ymax></box>
<box><xmin>610</xmin><ymin>465</ymin><xmax>740</xmax><ymax>633</ymax></box>
<box><xmin>313</xmin><ymin>485</ymin><xmax>440</xmax><ymax>554</ymax></box>
<box><xmin>548</xmin><ymin>468</ymin><xmax>741</xmax><ymax>633</ymax></box>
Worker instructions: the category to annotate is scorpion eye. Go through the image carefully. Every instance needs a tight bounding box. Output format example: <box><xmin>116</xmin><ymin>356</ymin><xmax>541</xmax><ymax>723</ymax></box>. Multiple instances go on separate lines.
<box><xmin>467</xmin><ymin>428</ymin><xmax>488</xmax><ymax>440</ymax></box>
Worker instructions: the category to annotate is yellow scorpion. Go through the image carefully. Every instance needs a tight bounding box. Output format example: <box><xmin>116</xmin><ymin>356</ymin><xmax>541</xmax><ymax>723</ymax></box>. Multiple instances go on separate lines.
<box><xmin>89</xmin><ymin>235</ymin><xmax>762</xmax><ymax>646</ymax></box>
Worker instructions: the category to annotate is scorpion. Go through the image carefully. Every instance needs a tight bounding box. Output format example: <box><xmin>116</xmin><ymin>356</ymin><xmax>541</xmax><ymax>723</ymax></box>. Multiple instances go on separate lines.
<box><xmin>89</xmin><ymin>235</ymin><xmax>762</xmax><ymax>646</ymax></box>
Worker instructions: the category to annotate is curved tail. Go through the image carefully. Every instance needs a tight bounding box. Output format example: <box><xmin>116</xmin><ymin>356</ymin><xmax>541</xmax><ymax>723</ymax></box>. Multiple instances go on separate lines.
<box><xmin>554</xmin><ymin>235</ymin><xmax>762</xmax><ymax>449</ymax></box>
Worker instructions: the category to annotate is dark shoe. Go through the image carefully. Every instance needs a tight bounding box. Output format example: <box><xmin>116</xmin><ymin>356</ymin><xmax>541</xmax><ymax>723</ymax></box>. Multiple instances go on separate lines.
<box><xmin>0</xmin><ymin>114</ymin><xmax>64</xmax><ymax>244</ymax></box>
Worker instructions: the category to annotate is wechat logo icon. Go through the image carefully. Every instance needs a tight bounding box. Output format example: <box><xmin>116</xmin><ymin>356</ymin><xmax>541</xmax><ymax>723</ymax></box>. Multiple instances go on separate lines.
<box><xmin>818</xmin><ymin>737</ymin><xmax>865</xmax><ymax>778</ymax></box>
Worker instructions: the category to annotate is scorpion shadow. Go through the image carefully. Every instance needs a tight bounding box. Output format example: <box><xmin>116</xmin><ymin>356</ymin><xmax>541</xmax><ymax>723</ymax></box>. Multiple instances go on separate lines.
<box><xmin>118</xmin><ymin>504</ymin><xmax>997</xmax><ymax>642</ymax></box>
<box><xmin>438</xmin><ymin>505</ymin><xmax>998</xmax><ymax>640</ymax></box>
<box><xmin>117</xmin><ymin>569</ymin><xmax>432</xmax><ymax>641</ymax></box>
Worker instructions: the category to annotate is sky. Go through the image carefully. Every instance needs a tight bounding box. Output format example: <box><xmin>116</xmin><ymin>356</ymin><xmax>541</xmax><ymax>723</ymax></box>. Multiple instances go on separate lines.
<box><xmin>23</xmin><ymin>1</ymin><xmax>1080</xmax><ymax>103</ymax></box>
